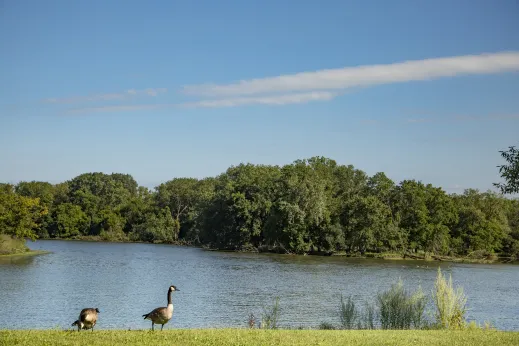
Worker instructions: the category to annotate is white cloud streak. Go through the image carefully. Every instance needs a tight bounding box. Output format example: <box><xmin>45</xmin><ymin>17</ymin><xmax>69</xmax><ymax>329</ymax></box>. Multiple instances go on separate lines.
<box><xmin>407</xmin><ymin>118</ymin><xmax>432</xmax><ymax>123</ymax></box>
<box><xmin>66</xmin><ymin>104</ymin><xmax>164</xmax><ymax>114</ymax></box>
<box><xmin>180</xmin><ymin>91</ymin><xmax>337</xmax><ymax>108</ymax></box>
<box><xmin>44</xmin><ymin>88</ymin><xmax>167</xmax><ymax>104</ymax></box>
<box><xmin>182</xmin><ymin>51</ymin><xmax>519</xmax><ymax>97</ymax></box>
<box><xmin>65</xmin><ymin>91</ymin><xmax>337</xmax><ymax>114</ymax></box>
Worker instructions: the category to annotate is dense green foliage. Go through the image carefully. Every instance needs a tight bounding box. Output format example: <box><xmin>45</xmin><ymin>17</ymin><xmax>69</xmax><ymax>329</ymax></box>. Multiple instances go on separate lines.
<box><xmin>0</xmin><ymin>184</ymin><xmax>47</xmax><ymax>241</ymax></box>
<box><xmin>1</xmin><ymin>156</ymin><xmax>519</xmax><ymax>259</ymax></box>
<box><xmin>0</xmin><ymin>234</ymin><xmax>31</xmax><ymax>255</ymax></box>
<box><xmin>494</xmin><ymin>146</ymin><xmax>519</xmax><ymax>195</ymax></box>
<box><xmin>1</xmin><ymin>329</ymin><xmax>519</xmax><ymax>346</ymax></box>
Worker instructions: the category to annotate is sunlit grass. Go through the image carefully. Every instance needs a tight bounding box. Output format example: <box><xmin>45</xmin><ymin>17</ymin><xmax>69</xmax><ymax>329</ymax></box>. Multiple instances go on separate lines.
<box><xmin>433</xmin><ymin>267</ymin><xmax>468</xmax><ymax>329</ymax></box>
<box><xmin>1</xmin><ymin>329</ymin><xmax>518</xmax><ymax>346</ymax></box>
<box><xmin>0</xmin><ymin>250</ymin><xmax>50</xmax><ymax>258</ymax></box>
<box><xmin>0</xmin><ymin>234</ymin><xmax>29</xmax><ymax>255</ymax></box>
<box><xmin>0</xmin><ymin>234</ymin><xmax>50</xmax><ymax>258</ymax></box>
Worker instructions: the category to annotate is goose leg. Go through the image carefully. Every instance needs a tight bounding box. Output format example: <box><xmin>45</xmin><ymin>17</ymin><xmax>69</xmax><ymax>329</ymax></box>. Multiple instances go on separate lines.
<box><xmin>161</xmin><ymin>324</ymin><xmax>164</xmax><ymax>331</ymax></box>
<box><xmin>152</xmin><ymin>322</ymin><xmax>154</xmax><ymax>331</ymax></box>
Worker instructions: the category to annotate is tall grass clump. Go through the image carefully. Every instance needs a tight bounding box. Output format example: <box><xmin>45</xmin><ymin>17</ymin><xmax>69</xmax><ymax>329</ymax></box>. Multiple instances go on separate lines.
<box><xmin>376</xmin><ymin>280</ymin><xmax>428</xmax><ymax>329</ymax></box>
<box><xmin>337</xmin><ymin>296</ymin><xmax>376</xmax><ymax>330</ymax></box>
<box><xmin>260</xmin><ymin>297</ymin><xmax>281</xmax><ymax>329</ymax></box>
<box><xmin>338</xmin><ymin>295</ymin><xmax>359</xmax><ymax>329</ymax></box>
<box><xmin>432</xmin><ymin>267</ymin><xmax>467</xmax><ymax>329</ymax></box>
<box><xmin>361</xmin><ymin>303</ymin><xmax>376</xmax><ymax>330</ymax></box>
<box><xmin>318</xmin><ymin>322</ymin><xmax>336</xmax><ymax>330</ymax></box>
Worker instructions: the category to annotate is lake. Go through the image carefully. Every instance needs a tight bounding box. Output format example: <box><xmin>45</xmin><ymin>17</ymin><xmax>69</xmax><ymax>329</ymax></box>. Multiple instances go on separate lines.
<box><xmin>0</xmin><ymin>240</ymin><xmax>518</xmax><ymax>331</ymax></box>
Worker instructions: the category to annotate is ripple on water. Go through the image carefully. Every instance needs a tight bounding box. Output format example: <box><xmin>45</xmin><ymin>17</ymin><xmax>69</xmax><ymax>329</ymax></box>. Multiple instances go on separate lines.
<box><xmin>0</xmin><ymin>240</ymin><xmax>517</xmax><ymax>330</ymax></box>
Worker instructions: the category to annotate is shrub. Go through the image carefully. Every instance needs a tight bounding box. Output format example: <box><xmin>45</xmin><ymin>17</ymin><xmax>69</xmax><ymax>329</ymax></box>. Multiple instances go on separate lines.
<box><xmin>318</xmin><ymin>322</ymin><xmax>336</xmax><ymax>330</ymax></box>
<box><xmin>376</xmin><ymin>280</ymin><xmax>428</xmax><ymax>329</ymax></box>
<box><xmin>261</xmin><ymin>297</ymin><xmax>280</xmax><ymax>329</ymax></box>
<box><xmin>0</xmin><ymin>234</ymin><xmax>30</xmax><ymax>255</ymax></box>
<box><xmin>432</xmin><ymin>267</ymin><xmax>467</xmax><ymax>329</ymax></box>
<box><xmin>361</xmin><ymin>302</ymin><xmax>376</xmax><ymax>330</ymax></box>
<box><xmin>338</xmin><ymin>295</ymin><xmax>359</xmax><ymax>329</ymax></box>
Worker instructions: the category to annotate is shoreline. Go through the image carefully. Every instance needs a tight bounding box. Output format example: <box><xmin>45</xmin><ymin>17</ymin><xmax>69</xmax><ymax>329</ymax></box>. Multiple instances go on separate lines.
<box><xmin>0</xmin><ymin>250</ymin><xmax>51</xmax><ymax>258</ymax></box>
<box><xmin>31</xmin><ymin>237</ymin><xmax>518</xmax><ymax>265</ymax></box>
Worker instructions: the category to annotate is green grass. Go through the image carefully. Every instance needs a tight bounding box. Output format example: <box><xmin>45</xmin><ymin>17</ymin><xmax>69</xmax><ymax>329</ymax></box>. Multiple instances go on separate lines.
<box><xmin>0</xmin><ymin>235</ymin><xmax>50</xmax><ymax>260</ymax></box>
<box><xmin>0</xmin><ymin>234</ymin><xmax>30</xmax><ymax>255</ymax></box>
<box><xmin>1</xmin><ymin>329</ymin><xmax>518</xmax><ymax>346</ymax></box>
<box><xmin>0</xmin><ymin>250</ymin><xmax>50</xmax><ymax>258</ymax></box>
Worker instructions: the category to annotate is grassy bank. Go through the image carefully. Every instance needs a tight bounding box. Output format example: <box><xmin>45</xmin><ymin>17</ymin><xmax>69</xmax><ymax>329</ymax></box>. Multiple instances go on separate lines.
<box><xmin>0</xmin><ymin>250</ymin><xmax>50</xmax><ymax>258</ymax></box>
<box><xmin>1</xmin><ymin>329</ymin><xmax>519</xmax><ymax>346</ymax></box>
<box><xmin>0</xmin><ymin>234</ymin><xmax>50</xmax><ymax>258</ymax></box>
<box><xmin>0</xmin><ymin>234</ymin><xmax>30</xmax><ymax>255</ymax></box>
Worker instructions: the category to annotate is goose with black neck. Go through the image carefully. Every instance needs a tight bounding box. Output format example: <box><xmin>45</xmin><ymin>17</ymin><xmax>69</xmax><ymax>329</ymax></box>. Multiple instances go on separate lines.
<box><xmin>142</xmin><ymin>285</ymin><xmax>179</xmax><ymax>331</ymax></box>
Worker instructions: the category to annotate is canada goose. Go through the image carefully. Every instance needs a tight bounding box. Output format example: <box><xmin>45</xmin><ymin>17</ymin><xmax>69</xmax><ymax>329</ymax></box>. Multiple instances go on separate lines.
<box><xmin>142</xmin><ymin>285</ymin><xmax>179</xmax><ymax>331</ymax></box>
<box><xmin>71</xmin><ymin>308</ymin><xmax>100</xmax><ymax>332</ymax></box>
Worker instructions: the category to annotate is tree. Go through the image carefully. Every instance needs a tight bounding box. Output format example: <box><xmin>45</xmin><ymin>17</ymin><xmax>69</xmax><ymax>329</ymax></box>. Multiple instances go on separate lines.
<box><xmin>4</xmin><ymin>155</ymin><xmax>519</xmax><ymax>259</ymax></box>
<box><xmin>131</xmin><ymin>207</ymin><xmax>178</xmax><ymax>243</ymax></box>
<box><xmin>0</xmin><ymin>189</ymin><xmax>47</xmax><ymax>240</ymax></box>
<box><xmin>118</xmin><ymin>186</ymin><xmax>154</xmax><ymax>234</ymax></box>
<box><xmin>390</xmin><ymin>180</ymin><xmax>429</xmax><ymax>252</ymax></box>
<box><xmin>451</xmin><ymin>190</ymin><xmax>509</xmax><ymax>255</ymax></box>
<box><xmin>15</xmin><ymin>181</ymin><xmax>56</xmax><ymax>237</ymax></box>
<box><xmin>341</xmin><ymin>195</ymin><xmax>396</xmax><ymax>254</ymax></box>
<box><xmin>155</xmin><ymin>178</ymin><xmax>213</xmax><ymax>239</ymax></box>
<box><xmin>66</xmin><ymin>172</ymin><xmax>134</xmax><ymax>235</ymax></box>
<box><xmin>199</xmin><ymin>163</ymin><xmax>280</xmax><ymax>250</ymax></box>
<box><xmin>366</xmin><ymin>172</ymin><xmax>395</xmax><ymax>205</ymax></box>
<box><xmin>53</xmin><ymin>203</ymin><xmax>88</xmax><ymax>238</ymax></box>
<box><xmin>15</xmin><ymin>181</ymin><xmax>55</xmax><ymax>206</ymax></box>
<box><xmin>423</xmin><ymin>185</ymin><xmax>458</xmax><ymax>255</ymax></box>
<box><xmin>264</xmin><ymin>200</ymin><xmax>309</xmax><ymax>254</ymax></box>
<box><xmin>494</xmin><ymin>146</ymin><xmax>519</xmax><ymax>194</ymax></box>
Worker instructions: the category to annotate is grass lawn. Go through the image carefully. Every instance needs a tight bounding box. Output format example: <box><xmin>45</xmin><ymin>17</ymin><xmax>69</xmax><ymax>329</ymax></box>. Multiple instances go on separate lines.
<box><xmin>1</xmin><ymin>329</ymin><xmax>519</xmax><ymax>346</ymax></box>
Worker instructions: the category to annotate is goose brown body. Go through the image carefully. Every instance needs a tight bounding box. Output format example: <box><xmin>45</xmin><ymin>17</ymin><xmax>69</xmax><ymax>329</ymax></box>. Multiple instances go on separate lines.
<box><xmin>71</xmin><ymin>308</ymin><xmax>99</xmax><ymax>331</ymax></box>
<box><xmin>142</xmin><ymin>285</ymin><xmax>178</xmax><ymax>331</ymax></box>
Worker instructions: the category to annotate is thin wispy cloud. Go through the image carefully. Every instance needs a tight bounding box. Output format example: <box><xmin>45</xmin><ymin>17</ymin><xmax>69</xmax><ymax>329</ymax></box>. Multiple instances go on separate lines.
<box><xmin>180</xmin><ymin>91</ymin><xmax>337</xmax><ymax>108</ymax></box>
<box><xmin>407</xmin><ymin>118</ymin><xmax>432</xmax><ymax>123</ymax></box>
<box><xmin>65</xmin><ymin>91</ymin><xmax>337</xmax><ymax>114</ymax></box>
<box><xmin>182</xmin><ymin>51</ymin><xmax>519</xmax><ymax>97</ymax></box>
<box><xmin>488</xmin><ymin>114</ymin><xmax>519</xmax><ymax>120</ymax></box>
<box><xmin>44</xmin><ymin>88</ymin><xmax>167</xmax><ymax>104</ymax></box>
<box><xmin>66</xmin><ymin>104</ymin><xmax>165</xmax><ymax>115</ymax></box>
<box><xmin>55</xmin><ymin>51</ymin><xmax>519</xmax><ymax>114</ymax></box>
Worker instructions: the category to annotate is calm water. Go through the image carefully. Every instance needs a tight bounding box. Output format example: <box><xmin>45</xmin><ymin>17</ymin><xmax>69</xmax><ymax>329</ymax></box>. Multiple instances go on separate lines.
<box><xmin>0</xmin><ymin>240</ymin><xmax>518</xmax><ymax>331</ymax></box>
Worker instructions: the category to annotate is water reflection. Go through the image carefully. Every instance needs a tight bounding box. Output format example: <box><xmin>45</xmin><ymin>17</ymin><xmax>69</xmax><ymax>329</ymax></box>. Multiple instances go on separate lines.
<box><xmin>0</xmin><ymin>253</ymin><xmax>40</xmax><ymax>266</ymax></box>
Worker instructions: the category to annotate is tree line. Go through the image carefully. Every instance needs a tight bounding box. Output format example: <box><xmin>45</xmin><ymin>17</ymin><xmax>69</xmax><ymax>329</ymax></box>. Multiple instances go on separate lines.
<box><xmin>1</xmin><ymin>151</ymin><xmax>518</xmax><ymax>259</ymax></box>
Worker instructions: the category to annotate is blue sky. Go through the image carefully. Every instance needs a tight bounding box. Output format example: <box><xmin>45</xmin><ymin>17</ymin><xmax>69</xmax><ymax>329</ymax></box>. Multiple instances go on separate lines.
<box><xmin>1</xmin><ymin>0</ymin><xmax>519</xmax><ymax>192</ymax></box>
